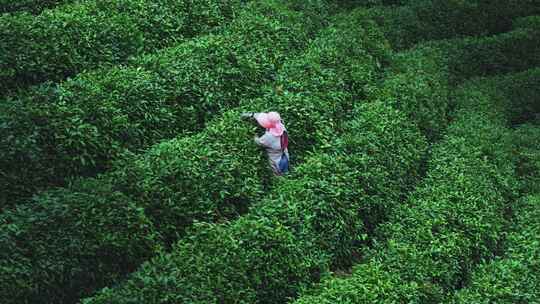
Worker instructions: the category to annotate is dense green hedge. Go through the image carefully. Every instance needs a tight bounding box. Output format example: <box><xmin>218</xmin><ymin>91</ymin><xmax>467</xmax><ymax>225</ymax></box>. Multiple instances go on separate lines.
<box><xmin>0</xmin><ymin>8</ymin><xmax>389</xmax><ymax>304</ymax></box>
<box><xmin>452</xmin><ymin>194</ymin><xmax>540</xmax><ymax>303</ymax></box>
<box><xmin>376</xmin><ymin>44</ymin><xmax>449</xmax><ymax>140</ymax></box>
<box><xmin>513</xmin><ymin>125</ymin><xmax>540</xmax><ymax>194</ymax></box>
<box><xmin>365</xmin><ymin>24</ymin><xmax>540</xmax><ymax>141</ymax></box>
<box><xmin>0</xmin><ymin>177</ymin><xmax>161</xmax><ymax>304</ymax></box>
<box><xmin>367</xmin><ymin>0</ymin><xmax>540</xmax><ymax>49</ymax></box>
<box><xmin>442</xmin><ymin>28</ymin><xmax>540</xmax><ymax>83</ymax></box>
<box><xmin>452</xmin><ymin>68</ymin><xmax>540</xmax><ymax>125</ymax></box>
<box><xmin>0</xmin><ymin>0</ymin><xmax>328</xmax><ymax>208</ymax></box>
<box><xmin>451</xmin><ymin>104</ymin><xmax>540</xmax><ymax>304</ymax></box>
<box><xmin>292</xmin><ymin>73</ymin><xmax>523</xmax><ymax>303</ymax></box>
<box><xmin>0</xmin><ymin>0</ymin><xmax>242</xmax><ymax>93</ymax></box>
<box><xmin>83</xmin><ymin>98</ymin><xmax>427</xmax><ymax>303</ymax></box>
<box><xmin>0</xmin><ymin>0</ymin><xmax>71</xmax><ymax>14</ymax></box>
<box><xmin>514</xmin><ymin>15</ymin><xmax>540</xmax><ymax>29</ymax></box>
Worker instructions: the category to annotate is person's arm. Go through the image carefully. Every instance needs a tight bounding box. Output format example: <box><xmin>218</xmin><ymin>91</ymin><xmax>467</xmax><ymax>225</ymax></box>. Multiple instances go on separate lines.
<box><xmin>254</xmin><ymin>135</ymin><xmax>265</xmax><ymax>146</ymax></box>
<box><xmin>240</xmin><ymin>112</ymin><xmax>254</xmax><ymax>119</ymax></box>
<box><xmin>254</xmin><ymin>132</ymin><xmax>273</xmax><ymax>147</ymax></box>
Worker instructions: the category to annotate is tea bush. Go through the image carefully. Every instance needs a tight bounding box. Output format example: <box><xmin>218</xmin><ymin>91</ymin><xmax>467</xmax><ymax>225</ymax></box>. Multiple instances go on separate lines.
<box><xmin>0</xmin><ymin>0</ymin><xmax>329</xmax><ymax>207</ymax></box>
<box><xmin>452</xmin><ymin>194</ymin><xmax>540</xmax><ymax>303</ymax></box>
<box><xmin>0</xmin><ymin>177</ymin><xmax>161</xmax><ymax>304</ymax></box>
<box><xmin>442</xmin><ymin>27</ymin><xmax>540</xmax><ymax>82</ymax></box>
<box><xmin>450</xmin><ymin>79</ymin><xmax>540</xmax><ymax>303</ymax></box>
<box><xmin>452</xmin><ymin>68</ymin><xmax>540</xmax><ymax>125</ymax></box>
<box><xmin>376</xmin><ymin>44</ymin><xmax>449</xmax><ymax>140</ymax></box>
<box><xmin>514</xmin><ymin>15</ymin><xmax>540</xmax><ymax>29</ymax></box>
<box><xmin>0</xmin><ymin>0</ymin><xmax>242</xmax><ymax>92</ymax></box>
<box><xmin>0</xmin><ymin>0</ymin><xmax>70</xmax><ymax>14</ymax></box>
<box><xmin>513</xmin><ymin>125</ymin><xmax>540</xmax><ymax>194</ymax></box>
<box><xmin>367</xmin><ymin>0</ymin><xmax>540</xmax><ymax>49</ymax></box>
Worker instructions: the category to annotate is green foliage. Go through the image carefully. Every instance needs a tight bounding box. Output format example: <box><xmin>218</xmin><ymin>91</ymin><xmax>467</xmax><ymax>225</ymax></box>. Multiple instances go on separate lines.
<box><xmin>93</xmin><ymin>5</ymin><xmax>390</xmax><ymax>247</ymax></box>
<box><xmin>0</xmin><ymin>0</ymin><xmax>70</xmax><ymax>14</ymax></box>
<box><xmin>0</xmin><ymin>0</ymin><xmax>323</xmax><ymax>207</ymax></box>
<box><xmin>513</xmin><ymin>125</ymin><xmax>540</xmax><ymax>194</ymax></box>
<box><xmin>83</xmin><ymin>99</ymin><xmax>427</xmax><ymax>304</ymax></box>
<box><xmin>441</xmin><ymin>28</ymin><xmax>540</xmax><ymax>83</ymax></box>
<box><xmin>1</xmin><ymin>4</ymin><xmax>391</xmax><ymax>303</ymax></box>
<box><xmin>377</xmin><ymin>44</ymin><xmax>449</xmax><ymax>140</ymax></box>
<box><xmin>452</xmin><ymin>69</ymin><xmax>540</xmax><ymax>125</ymax></box>
<box><xmin>295</xmin><ymin>262</ymin><xmax>425</xmax><ymax>303</ymax></box>
<box><xmin>293</xmin><ymin>72</ymin><xmax>521</xmax><ymax>304</ymax></box>
<box><xmin>3</xmin><ymin>1</ymin><xmax>540</xmax><ymax>303</ymax></box>
<box><xmin>0</xmin><ymin>0</ymin><xmax>242</xmax><ymax>92</ymax></box>
<box><xmin>453</xmin><ymin>195</ymin><xmax>540</xmax><ymax>303</ymax></box>
<box><xmin>367</xmin><ymin>0</ymin><xmax>540</xmax><ymax>49</ymax></box>
<box><xmin>84</xmin><ymin>217</ymin><xmax>318</xmax><ymax>304</ymax></box>
<box><xmin>514</xmin><ymin>15</ymin><xmax>540</xmax><ymax>30</ymax></box>
<box><xmin>108</xmin><ymin>111</ymin><xmax>268</xmax><ymax>245</ymax></box>
<box><xmin>0</xmin><ymin>178</ymin><xmax>160</xmax><ymax>304</ymax></box>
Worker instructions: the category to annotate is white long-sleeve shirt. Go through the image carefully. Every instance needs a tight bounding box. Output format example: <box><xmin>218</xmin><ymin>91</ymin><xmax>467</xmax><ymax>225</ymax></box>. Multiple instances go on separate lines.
<box><xmin>254</xmin><ymin>130</ymin><xmax>289</xmax><ymax>175</ymax></box>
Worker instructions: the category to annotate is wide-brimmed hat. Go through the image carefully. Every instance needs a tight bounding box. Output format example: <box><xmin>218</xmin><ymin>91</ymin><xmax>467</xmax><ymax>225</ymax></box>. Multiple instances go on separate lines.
<box><xmin>255</xmin><ymin>112</ymin><xmax>285</xmax><ymax>136</ymax></box>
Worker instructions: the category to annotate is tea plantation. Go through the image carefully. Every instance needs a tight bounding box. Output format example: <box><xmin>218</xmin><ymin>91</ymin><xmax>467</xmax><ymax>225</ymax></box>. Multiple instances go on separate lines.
<box><xmin>0</xmin><ymin>0</ymin><xmax>539</xmax><ymax>303</ymax></box>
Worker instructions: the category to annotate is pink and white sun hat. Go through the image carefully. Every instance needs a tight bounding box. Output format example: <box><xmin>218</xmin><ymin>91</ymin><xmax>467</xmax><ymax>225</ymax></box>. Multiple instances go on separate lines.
<box><xmin>255</xmin><ymin>111</ymin><xmax>285</xmax><ymax>136</ymax></box>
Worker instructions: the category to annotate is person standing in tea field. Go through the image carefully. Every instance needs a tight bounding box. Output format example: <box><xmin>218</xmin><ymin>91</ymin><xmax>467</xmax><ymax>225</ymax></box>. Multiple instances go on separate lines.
<box><xmin>241</xmin><ymin>111</ymin><xmax>290</xmax><ymax>176</ymax></box>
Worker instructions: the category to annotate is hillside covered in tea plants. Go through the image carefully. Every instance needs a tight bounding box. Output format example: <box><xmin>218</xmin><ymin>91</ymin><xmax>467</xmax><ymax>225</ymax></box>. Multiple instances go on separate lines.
<box><xmin>0</xmin><ymin>0</ymin><xmax>539</xmax><ymax>303</ymax></box>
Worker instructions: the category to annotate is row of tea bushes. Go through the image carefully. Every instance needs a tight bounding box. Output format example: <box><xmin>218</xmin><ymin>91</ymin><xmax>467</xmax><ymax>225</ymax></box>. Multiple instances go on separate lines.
<box><xmin>452</xmin><ymin>194</ymin><xmax>540</xmax><ymax>303</ymax></box>
<box><xmin>374</xmin><ymin>44</ymin><xmax>449</xmax><ymax>140</ymax></box>
<box><xmin>442</xmin><ymin>27</ymin><xmax>540</xmax><ymax>83</ymax></box>
<box><xmin>514</xmin><ymin>15</ymin><xmax>540</xmax><ymax>29</ymax></box>
<box><xmin>0</xmin><ymin>9</ymin><xmax>388</xmax><ymax>304</ymax></box>
<box><xmin>512</xmin><ymin>125</ymin><xmax>540</xmax><ymax>194</ymax></box>
<box><xmin>456</xmin><ymin>69</ymin><xmax>540</xmax><ymax>125</ymax></box>
<box><xmin>0</xmin><ymin>0</ymin><xmax>243</xmax><ymax>92</ymax></box>
<box><xmin>0</xmin><ymin>0</ymin><xmax>70</xmax><ymax>14</ymax></box>
<box><xmin>369</xmin><ymin>25</ymin><xmax>540</xmax><ymax>141</ymax></box>
<box><xmin>0</xmin><ymin>0</ymin><xmax>331</xmax><ymax>208</ymax></box>
<box><xmin>291</xmin><ymin>70</ymin><xmax>533</xmax><ymax>303</ymax></box>
<box><xmin>452</xmin><ymin>119</ymin><xmax>540</xmax><ymax>303</ymax></box>
<box><xmin>367</xmin><ymin>0</ymin><xmax>540</xmax><ymax>50</ymax></box>
<box><xmin>451</xmin><ymin>80</ymin><xmax>540</xmax><ymax>303</ymax></box>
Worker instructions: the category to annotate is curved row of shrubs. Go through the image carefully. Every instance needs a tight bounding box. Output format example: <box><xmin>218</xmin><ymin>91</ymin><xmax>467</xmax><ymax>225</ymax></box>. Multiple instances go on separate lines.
<box><xmin>0</xmin><ymin>0</ymin><xmax>243</xmax><ymax>93</ymax></box>
<box><xmin>452</xmin><ymin>194</ymin><xmax>540</xmax><ymax>303</ymax></box>
<box><xmin>441</xmin><ymin>26</ymin><xmax>540</xmax><ymax>83</ymax></box>
<box><xmin>0</xmin><ymin>0</ymin><xmax>330</xmax><ymax>208</ymax></box>
<box><xmin>375</xmin><ymin>44</ymin><xmax>449</xmax><ymax>140</ymax></box>
<box><xmin>454</xmin><ymin>68</ymin><xmax>540</xmax><ymax>125</ymax></box>
<box><xmin>514</xmin><ymin>15</ymin><xmax>540</xmax><ymax>30</ymax></box>
<box><xmin>367</xmin><ymin>0</ymin><xmax>540</xmax><ymax>50</ymax></box>
<box><xmin>452</xmin><ymin>122</ymin><xmax>540</xmax><ymax>303</ymax></box>
<box><xmin>513</xmin><ymin>124</ymin><xmax>540</xmax><ymax>194</ymax></box>
<box><xmin>370</xmin><ymin>24</ymin><xmax>540</xmax><ymax>140</ymax></box>
<box><xmin>0</xmin><ymin>0</ymin><xmax>70</xmax><ymax>14</ymax></box>
<box><xmin>0</xmin><ymin>9</ymin><xmax>389</xmax><ymax>304</ymax></box>
<box><xmin>291</xmin><ymin>71</ymin><xmax>533</xmax><ymax>303</ymax></box>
